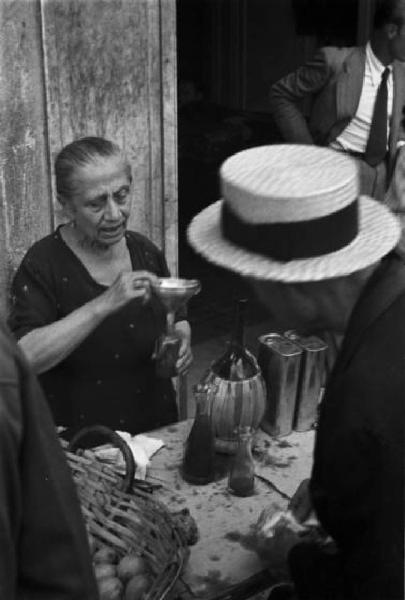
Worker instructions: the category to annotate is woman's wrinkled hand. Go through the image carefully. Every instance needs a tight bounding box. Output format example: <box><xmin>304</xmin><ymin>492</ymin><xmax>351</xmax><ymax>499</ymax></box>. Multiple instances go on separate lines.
<box><xmin>100</xmin><ymin>270</ymin><xmax>159</xmax><ymax>314</ymax></box>
<box><xmin>174</xmin><ymin>321</ymin><xmax>193</xmax><ymax>375</ymax></box>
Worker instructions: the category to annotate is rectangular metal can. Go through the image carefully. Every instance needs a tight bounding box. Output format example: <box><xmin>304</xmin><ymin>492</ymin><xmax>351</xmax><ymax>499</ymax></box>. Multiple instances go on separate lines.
<box><xmin>284</xmin><ymin>331</ymin><xmax>328</xmax><ymax>432</ymax></box>
<box><xmin>257</xmin><ymin>333</ymin><xmax>303</xmax><ymax>437</ymax></box>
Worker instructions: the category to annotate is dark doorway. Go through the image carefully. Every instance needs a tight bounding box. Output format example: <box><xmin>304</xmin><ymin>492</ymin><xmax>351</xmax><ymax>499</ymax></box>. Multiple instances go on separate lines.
<box><xmin>176</xmin><ymin>0</ymin><xmax>360</xmax><ymax>342</ymax></box>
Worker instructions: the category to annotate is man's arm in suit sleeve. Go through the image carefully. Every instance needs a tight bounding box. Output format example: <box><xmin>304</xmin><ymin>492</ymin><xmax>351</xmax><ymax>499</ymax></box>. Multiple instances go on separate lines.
<box><xmin>385</xmin><ymin>144</ymin><xmax>405</xmax><ymax>220</ymax></box>
<box><xmin>269</xmin><ymin>48</ymin><xmax>332</xmax><ymax>144</ymax></box>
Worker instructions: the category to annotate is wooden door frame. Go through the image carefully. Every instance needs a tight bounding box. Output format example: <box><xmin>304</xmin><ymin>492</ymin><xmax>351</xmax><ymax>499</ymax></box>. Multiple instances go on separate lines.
<box><xmin>160</xmin><ymin>0</ymin><xmax>179</xmax><ymax>276</ymax></box>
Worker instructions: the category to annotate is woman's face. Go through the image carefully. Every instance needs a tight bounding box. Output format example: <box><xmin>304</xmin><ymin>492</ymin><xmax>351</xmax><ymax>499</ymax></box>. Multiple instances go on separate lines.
<box><xmin>66</xmin><ymin>154</ymin><xmax>132</xmax><ymax>247</ymax></box>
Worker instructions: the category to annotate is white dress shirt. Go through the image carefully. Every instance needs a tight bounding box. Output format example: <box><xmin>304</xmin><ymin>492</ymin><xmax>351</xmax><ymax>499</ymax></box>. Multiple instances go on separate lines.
<box><xmin>331</xmin><ymin>42</ymin><xmax>393</xmax><ymax>154</ymax></box>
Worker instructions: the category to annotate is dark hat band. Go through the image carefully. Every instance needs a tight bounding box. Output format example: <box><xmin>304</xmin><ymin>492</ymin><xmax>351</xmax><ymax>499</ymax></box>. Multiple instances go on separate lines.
<box><xmin>221</xmin><ymin>199</ymin><xmax>359</xmax><ymax>262</ymax></box>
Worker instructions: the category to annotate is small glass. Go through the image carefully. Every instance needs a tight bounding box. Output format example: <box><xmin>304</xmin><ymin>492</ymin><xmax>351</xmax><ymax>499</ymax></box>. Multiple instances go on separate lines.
<box><xmin>182</xmin><ymin>383</ymin><xmax>215</xmax><ymax>485</ymax></box>
<box><xmin>153</xmin><ymin>278</ymin><xmax>201</xmax><ymax>378</ymax></box>
<box><xmin>228</xmin><ymin>426</ymin><xmax>255</xmax><ymax>496</ymax></box>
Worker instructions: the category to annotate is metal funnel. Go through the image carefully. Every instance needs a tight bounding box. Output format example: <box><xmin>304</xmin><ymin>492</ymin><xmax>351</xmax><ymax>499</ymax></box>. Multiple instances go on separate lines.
<box><xmin>153</xmin><ymin>277</ymin><xmax>201</xmax><ymax>314</ymax></box>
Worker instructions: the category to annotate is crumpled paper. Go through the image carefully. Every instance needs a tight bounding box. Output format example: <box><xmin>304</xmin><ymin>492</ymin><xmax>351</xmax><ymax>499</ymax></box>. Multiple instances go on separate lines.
<box><xmin>93</xmin><ymin>431</ymin><xmax>164</xmax><ymax>479</ymax></box>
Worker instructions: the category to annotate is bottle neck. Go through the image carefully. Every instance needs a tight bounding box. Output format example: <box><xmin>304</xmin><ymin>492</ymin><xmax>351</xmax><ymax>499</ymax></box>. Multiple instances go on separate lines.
<box><xmin>231</xmin><ymin>299</ymin><xmax>248</xmax><ymax>347</ymax></box>
<box><xmin>237</xmin><ymin>428</ymin><xmax>253</xmax><ymax>452</ymax></box>
<box><xmin>194</xmin><ymin>388</ymin><xmax>211</xmax><ymax>417</ymax></box>
<box><xmin>238</xmin><ymin>433</ymin><xmax>252</xmax><ymax>445</ymax></box>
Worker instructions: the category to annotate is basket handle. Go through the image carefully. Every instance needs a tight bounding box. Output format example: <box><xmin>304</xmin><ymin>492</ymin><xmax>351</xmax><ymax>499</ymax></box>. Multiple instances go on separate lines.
<box><xmin>67</xmin><ymin>425</ymin><xmax>136</xmax><ymax>493</ymax></box>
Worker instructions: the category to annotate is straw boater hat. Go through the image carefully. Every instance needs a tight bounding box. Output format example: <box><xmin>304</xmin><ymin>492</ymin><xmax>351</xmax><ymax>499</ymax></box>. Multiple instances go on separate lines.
<box><xmin>187</xmin><ymin>145</ymin><xmax>401</xmax><ymax>282</ymax></box>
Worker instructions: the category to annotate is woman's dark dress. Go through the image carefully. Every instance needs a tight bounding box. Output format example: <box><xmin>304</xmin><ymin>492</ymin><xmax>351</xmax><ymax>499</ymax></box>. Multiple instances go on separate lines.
<box><xmin>8</xmin><ymin>228</ymin><xmax>184</xmax><ymax>434</ymax></box>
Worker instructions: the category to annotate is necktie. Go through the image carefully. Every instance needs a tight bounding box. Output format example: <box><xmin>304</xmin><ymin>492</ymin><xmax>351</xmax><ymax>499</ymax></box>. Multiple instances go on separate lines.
<box><xmin>364</xmin><ymin>67</ymin><xmax>390</xmax><ymax>167</ymax></box>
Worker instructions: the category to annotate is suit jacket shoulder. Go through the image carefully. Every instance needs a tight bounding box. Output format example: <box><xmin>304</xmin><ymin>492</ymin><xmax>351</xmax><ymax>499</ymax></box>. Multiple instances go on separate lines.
<box><xmin>321</xmin><ymin>45</ymin><xmax>363</xmax><ymax>74</ymax></box>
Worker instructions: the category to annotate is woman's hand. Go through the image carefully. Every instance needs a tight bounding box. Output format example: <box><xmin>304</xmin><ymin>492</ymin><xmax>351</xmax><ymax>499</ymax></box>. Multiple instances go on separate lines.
<box><xmin>174</xmin><ymin>320</ymin><xmax>193</xmax><ymax>375</ymax></box>
<box><xmin>98</xmin><ymin>270</ymin><xmax>158</xmax><ymax>315</ymax></box>
<box><xmin>17</xmin><ymin>272</ymin><xmax>156</xmax><ymax>375</ymax></box>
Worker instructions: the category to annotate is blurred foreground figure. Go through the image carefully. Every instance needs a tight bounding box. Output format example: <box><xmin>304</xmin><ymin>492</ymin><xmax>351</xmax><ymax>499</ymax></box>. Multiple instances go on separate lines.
<box><xmin>0</xmin><ymin>318</ymin><xmax>98</xmax><ymax>598</ymax></box>
<box><xmin>188</xmin><ymin>144</ymin><xmax>404</xmax><ymax>600</ymax></box>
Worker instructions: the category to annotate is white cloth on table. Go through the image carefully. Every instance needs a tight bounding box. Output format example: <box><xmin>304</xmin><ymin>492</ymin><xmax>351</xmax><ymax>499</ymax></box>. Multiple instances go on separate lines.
<box><xmin>93</xmin><ymin>431</ymin><xmax>164</xmax><ymax>479</ymax></box>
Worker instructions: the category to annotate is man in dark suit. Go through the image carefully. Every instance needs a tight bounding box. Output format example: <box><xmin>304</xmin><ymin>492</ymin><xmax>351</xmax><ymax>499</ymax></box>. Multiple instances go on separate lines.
<box><xmin>269</xmin><ymin>0</ymin><xmax>405</xmax><ymax>201</ymax></box>
<box><xmin>187</xmin><ymin>143</ymin><xmax>405</xmax><ymax>600</ymax></box>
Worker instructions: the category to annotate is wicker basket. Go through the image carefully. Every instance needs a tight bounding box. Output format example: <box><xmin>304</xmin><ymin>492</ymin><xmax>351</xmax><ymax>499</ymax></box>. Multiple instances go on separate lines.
<box><xmin>62</xmin><ymin>425</ymin><xmax>189</xmax><ymax>600</ymax></box>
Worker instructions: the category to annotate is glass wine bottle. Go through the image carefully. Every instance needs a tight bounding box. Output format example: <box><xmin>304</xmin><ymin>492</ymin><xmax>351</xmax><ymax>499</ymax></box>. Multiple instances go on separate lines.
<box><xmin>211</xmin><ymin>298</ymin><xmax>258</xmax><ymax>381</ymax></box>
<box><xmin>182</xmin><ymin>384</ymin><xmax>215</xmax><ymax>485</ymax></box>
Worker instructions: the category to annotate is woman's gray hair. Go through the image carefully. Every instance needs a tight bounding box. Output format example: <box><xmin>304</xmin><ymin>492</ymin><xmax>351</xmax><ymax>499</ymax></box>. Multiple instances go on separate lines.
<box><xmin>55</xmin><ymin>137</ymin><xmax>132</xmax><ymax>200</ymax></box>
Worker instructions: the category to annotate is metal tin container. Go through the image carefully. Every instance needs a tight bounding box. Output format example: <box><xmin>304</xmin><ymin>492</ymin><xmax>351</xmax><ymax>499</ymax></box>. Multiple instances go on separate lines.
<box><xmin>257</xmin><ymin>333</ymin><xmax>303</xmax><ymax>437</ymax></box>
<box><xmin>284</xmin><ymin>331</ymin><xmax>328</xmax><ymax>432</ymax></box>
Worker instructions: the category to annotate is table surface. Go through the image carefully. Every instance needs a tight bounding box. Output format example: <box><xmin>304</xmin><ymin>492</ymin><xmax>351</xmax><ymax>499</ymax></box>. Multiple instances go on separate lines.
<box><xmin>148</xmin><ymin>421</ymin><xmax>315</xmax><ymax>599</ymax></box>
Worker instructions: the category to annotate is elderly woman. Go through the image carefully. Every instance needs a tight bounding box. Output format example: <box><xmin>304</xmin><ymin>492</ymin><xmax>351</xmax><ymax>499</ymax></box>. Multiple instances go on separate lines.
<box><xmin>8</xmin><ymin>137</ymin><xmax>192</xmax><ymax>434</ymax></box>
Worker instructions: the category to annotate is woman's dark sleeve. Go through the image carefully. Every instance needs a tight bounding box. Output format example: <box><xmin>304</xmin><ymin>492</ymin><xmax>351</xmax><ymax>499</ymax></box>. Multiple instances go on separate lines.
<box><xmin>8</xmin><ymin>252</ymin><xmax>58</xmax><ymax>341</ymax></box>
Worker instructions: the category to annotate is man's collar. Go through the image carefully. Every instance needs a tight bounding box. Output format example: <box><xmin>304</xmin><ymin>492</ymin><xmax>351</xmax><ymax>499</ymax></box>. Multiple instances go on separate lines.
<box><xmin>366</xmin><ymin>41</ymin><xmax>392</xmax><ymax>84</ymax></box>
